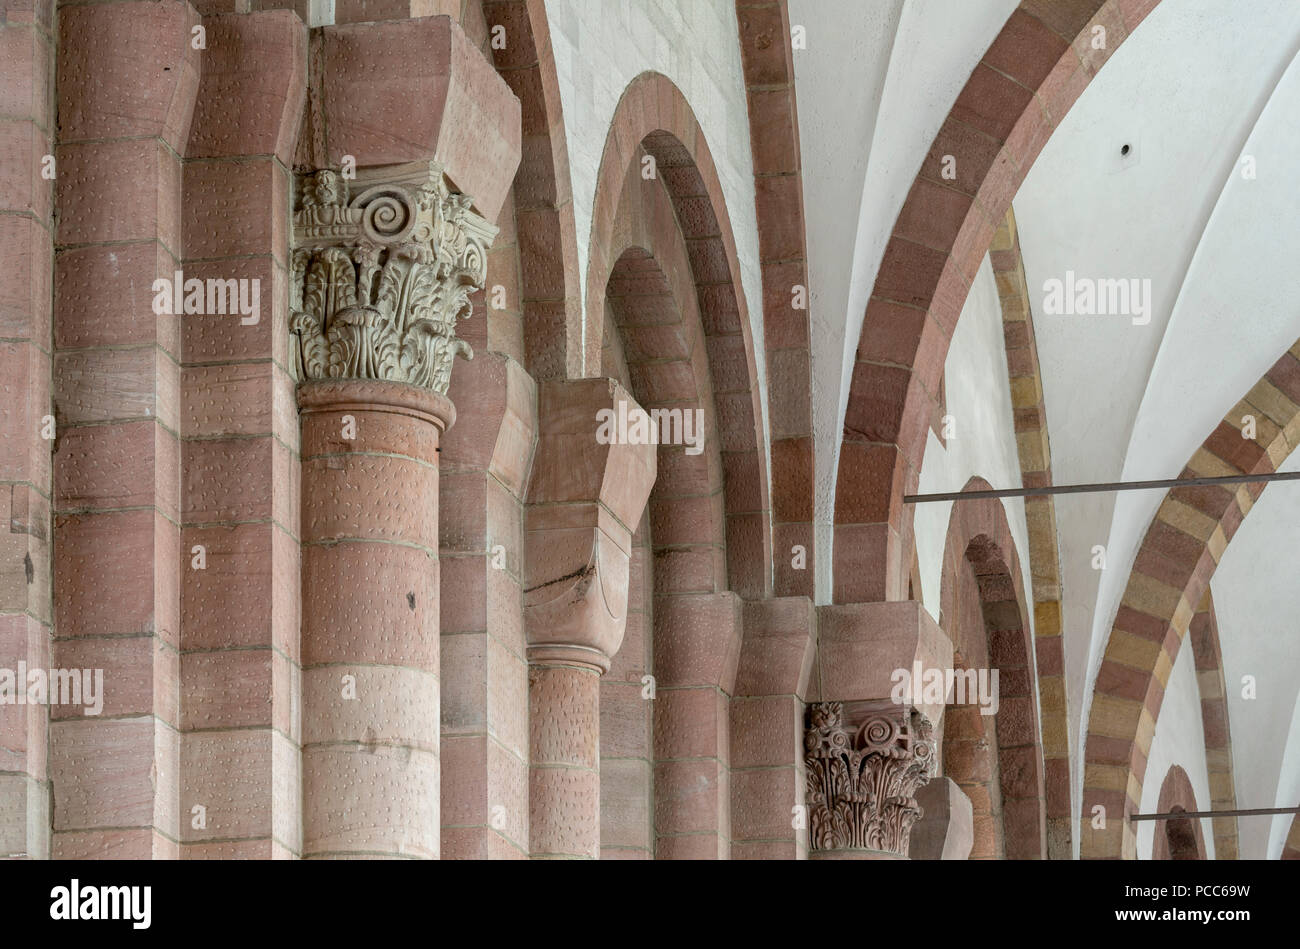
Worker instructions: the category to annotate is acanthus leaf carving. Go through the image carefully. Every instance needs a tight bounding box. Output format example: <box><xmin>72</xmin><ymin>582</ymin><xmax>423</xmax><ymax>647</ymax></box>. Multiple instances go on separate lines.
<box><xmin>289</xmin><ymin>161</ymin><xmax>495</xmax><ymax>395</ymax></box>
<box><xmin>804</xmin><ymin>700</ymin><xmax>936</xmax><ymax>856</ymax></box>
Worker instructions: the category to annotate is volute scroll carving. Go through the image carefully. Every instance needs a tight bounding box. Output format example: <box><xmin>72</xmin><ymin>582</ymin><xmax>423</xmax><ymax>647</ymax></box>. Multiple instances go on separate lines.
<box><xmin>804</xmin><ymin>700</ymin><xmax>937</xmax><ymax>856</ymax></box>
<box><xmin>290</xmin><ymin>161</ymin><xmax>497</xmax><ymax>396</ymax></box>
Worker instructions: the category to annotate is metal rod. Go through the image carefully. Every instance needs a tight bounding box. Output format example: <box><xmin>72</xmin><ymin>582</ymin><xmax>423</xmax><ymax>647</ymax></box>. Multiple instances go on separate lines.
<box><xmin>1129</xmin><ymin>805</ymin><xmax>1300</xmax><ymax>822</ymax></box>
<box><xmin>905</xmin><ymin>469</ymin><xmax>1300</xmax><ymax>504</ymax></box>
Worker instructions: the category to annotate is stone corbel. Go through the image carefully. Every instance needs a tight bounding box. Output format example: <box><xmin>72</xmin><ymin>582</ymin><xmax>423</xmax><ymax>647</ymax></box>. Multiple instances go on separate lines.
<box><xmin>524</xmin><ymin>379</ymin><xmax>657</xmax><ymax>672</ymax></box>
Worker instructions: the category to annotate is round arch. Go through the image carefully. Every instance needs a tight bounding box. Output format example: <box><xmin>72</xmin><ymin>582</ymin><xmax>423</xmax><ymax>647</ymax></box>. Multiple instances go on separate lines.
<box><xmin>832</xmin><ymin>0</ymin><xmax>1164</xmax><ymax>605</ymax></box>
<box><xmin>938</xmin><ymin>478</ymin><xmax>1047</xmax><ymax>859</ymax></box>
<box><xmin>585</xmin><ymin>70</ymin><xmax>771</xmax><ymax>597</ymax></box>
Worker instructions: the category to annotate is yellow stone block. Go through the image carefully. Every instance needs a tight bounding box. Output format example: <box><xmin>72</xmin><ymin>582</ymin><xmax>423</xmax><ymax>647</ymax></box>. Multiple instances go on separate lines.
<box><xmin>1121</xmin><ymin>571</ymin><xmax>1183</xmax><ymax>621</ymax></box>
<box><xmin>1157</xmin><ymin>497</ymin><xmax>1217</xmax><ymax>542</ymax></box>
<box><xmin>1089</xmin><ymin>693</ymin><xmax>1142</xmax><ymax>740</ymax></box>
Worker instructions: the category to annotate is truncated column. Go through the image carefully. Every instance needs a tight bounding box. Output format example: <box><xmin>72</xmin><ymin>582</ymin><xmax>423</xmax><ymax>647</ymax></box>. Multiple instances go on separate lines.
<box><xmin>524</xmin><ymin>380</ymin><xmax>656</xmax><ymax>858</ymax></box>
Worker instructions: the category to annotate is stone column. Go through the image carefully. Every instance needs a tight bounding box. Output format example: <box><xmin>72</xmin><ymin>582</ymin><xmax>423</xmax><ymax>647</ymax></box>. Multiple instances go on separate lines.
<box><xmin>524</xmin><ymin>380</ymin><xmax>656</xmax><ymax>859</ymax></box>
<box><xmin>808</xmin><ymin>601</ymin><xmax>953</xmax><ymax>859</ymax></box>
<box><xmin>291</xmin><ymin>162</ymin><xmax>495</xmax><ymax>858</ymax></box>
<box><xmin>299</xmin><ymin>380</ymin><xmax>451</xmax><ymax>858</ymax></box>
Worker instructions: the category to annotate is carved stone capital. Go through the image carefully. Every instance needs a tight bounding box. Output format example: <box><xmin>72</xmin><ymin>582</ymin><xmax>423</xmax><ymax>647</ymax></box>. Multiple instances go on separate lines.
<box><xmin>804</xmin><ymin>700</ymin><xmax>937</xmax><ymax>857</ymax></box>
<box><xmin>289</xmin><ymin>160</ymin><xmax>497</xmax><ymax>396</ymax></box>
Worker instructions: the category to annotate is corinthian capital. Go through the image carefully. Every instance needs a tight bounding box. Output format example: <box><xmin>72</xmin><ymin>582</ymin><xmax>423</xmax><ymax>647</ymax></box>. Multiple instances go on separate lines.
<box><xmin>804</xmin><ymin>700</ymin><xmax>937</xmax><ymax>856</ymax></box>
<box><xmin>289</xmin><ymin>161</ymin><xmax>497</xmax><ymax>395</ymax></box>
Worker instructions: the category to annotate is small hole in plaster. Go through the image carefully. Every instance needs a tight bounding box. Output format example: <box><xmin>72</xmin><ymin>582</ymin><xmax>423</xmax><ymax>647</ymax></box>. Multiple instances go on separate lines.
<box><xmin>1121</xmin><ymin>144</ymin><xmax>1131</xmax><ymax>156</ymax></box>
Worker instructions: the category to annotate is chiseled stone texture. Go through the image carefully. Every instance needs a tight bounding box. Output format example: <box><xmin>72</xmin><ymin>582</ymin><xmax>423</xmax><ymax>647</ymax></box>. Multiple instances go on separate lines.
<box><xmin>298</xmin><ymin>381</ymin><xmax>450</xmax><ymax>859</ymax></box>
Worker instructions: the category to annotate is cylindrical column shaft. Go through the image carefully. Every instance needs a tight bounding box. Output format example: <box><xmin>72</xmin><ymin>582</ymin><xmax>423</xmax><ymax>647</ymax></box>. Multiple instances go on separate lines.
<box><xmin>299</xmin><ymin>380</ymin><xmax>451</xmax><ymax>859</ymax></box>
<box><xmin>528</xmin><ymin>660</ymin><xmax>602</xmax><ymax>859</ymax></box>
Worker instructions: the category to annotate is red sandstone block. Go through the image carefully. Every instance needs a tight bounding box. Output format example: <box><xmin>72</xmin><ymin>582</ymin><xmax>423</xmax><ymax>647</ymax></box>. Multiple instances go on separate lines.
<box><xmin>300</xmin><ymin>399</ymin><xmax>440</xmax><ymax>463</ymax></box>
<box><xmin>180</xmin><ymin>257</ymin><xmax>286</xmax><ymax>365</ymax></box>
<box><xmin>985</xmin><ymin>8</ymin><xmax>1070</xmax><ymax>90</ymax></box>
<box><xmin>730</xmin><ymin>765</ymin><xmax>799</xmax><ymax>842</ymax></box>
<box><xmin>830</xmin><ymin>522</ymin><xmax>893</xmax><ymax>604</ymax></box>
<box><xmin>181</xmin><ymin>522</ymin><xmax>277</xmax><ymax>650</ymax></box>
<box><xmin>55</xmin><ymin>140</ymin><xmax>181</xmax><ymax>249</ymax></box>
<box><xmin>648</xmin><ymin>493</ymin><xmax>719</xmax><ymax>549</ymax></box>
<box><xmin>922</xmin><ymin>116</ymin><xmax>1003</xmax><ymax>197</ymax></box>
<box><xmin>321</xmin><ymin>15</ymin><xmax>520</xmax><ymax>224</ymax></box>
<box><xmin>735</xmin><ymin>597</ymin><xmax>815</xmax><ymax>697</ymax></box>
<box><xmin>186</xmin><ymin>11</ymin><xmax>307</xmax><ymax>164</ymax></box>
<box><xmin>303</xmin><ymin>742</ymin><xmax>438</xmax><ymax>857</ymax></box>
<box><xmin>440</xmin><ymin>629</ymin><xmax>488</xmax><ymax>733</ymax></box>
<box><xmin>301</xmin><ymin>663</ymin><xmax>437</xmax><ymax>749</ymax></box>
<box><xmin>181</xmin><ymin>647</ymin><xmax>277</xmax><ymax>732</ymax></box>
<box><xmin>528</xmin><ymin>763</ymin><xmax>598</xmax><ymax>857</ymax></box>
<box><xmin>752</xmin><ymin>175</ymin><xmax>803</xmax><ymax>262</ymax></box>
<box><xmin>302</xmin><ymin>452</ymin><xmax>439</xmax><ymax>547</ymax></box>
<box><xmin>52</xmin><ymin>632</ymin><xmax>176</xmax><ymax>724</ymax></box>
<box><xmin>55</xmin><ymin>242</ymin><xmax>178</xmax><ymax>353</ymax></box>
<box><xmin>183</xmin><ymin>158</ymin><xmax>286</xmax><ymax>262</ymax></box>
<box><xmin>746</xmin><ymin>87</ymin><xmax>798</xmax><ymax>176</ymax></box>
<box><xmin>951</xmin><ymin>63</ymin><xmax>1036</xmax><ymax>143</ymax></box>
<box><xmin>0</xmin><ymin>23</ymin><xmax>51</xmax><ymax>126</ymax></box>
<box><xmin>600</xmin><ymin>680</ymin><xmax>652</xmax><ymax>761</ymax></box>
<box><xmin>54</xmin><ymin>509</ymin><xmax>172</xmax><ymax>640</ymax></box>
<box><xmin>1022</xmin><ymin>0</ymin><xmax>1107</xmax><ymax>38</ymax></box>
<box><xmin>181</xmin><ymin>730</ymin><xmax>281</xmax><ymax>842</ymax></box>
<box><xmin>761</xmin><ymin>259</ymin><xmax>810</xmax><ymax>351</ymax></box>
<box><xmin>182</xmin><ymin>435</ymin><xmax>274</xmax><ymax>524</ymax></box>
<box><xmin>302</xmin><ymin>541</ymin><xmax>438</xmax><ymax>669</ymax></box>
<box><xmin>528</xmin><ymin>664</ymin><xmax>598</xmax><ymax>767</ymax></box>
<box><xmin>735</xmin><ymin>3</ymin><xmax>789</xmax><ymax>87</ymax></box>
<box><xmin>182</xmin><ymin>362</ymin><xmax>277</xmax><ymax>439</ymax></box>
<box><xmin>54</xmin><ymin>420</ymin><xmax>178</xmax><ymax>519</ymax></box>
<box><xmin>0</xmin><ymin>119</ymin><xmax>51</xmax><ymax>221</ymax></box>
<box><xmin>895</xmin><ymin>177</ymin><xmax>974</xmax><ymax>256</ymax></box>
<box><xmin>440</xmin><ymin>734</ymin><xmax>488</xmax><ymax>827</ymax></box>
<box><xmin>730</xmin><ymin>695</ymin><xmax>799</xmax><ymax>770</ymax></box>
<box><xmin>651</xmin><ymin>546</ymin><xmax>714</xmax><ymax>594</ymax></box>
<box><xmin>50</xmin><ymin>717</ymin><xmax>176</xmax><ymax>831</ymax></box>
<box><xmin>652</xmin><ymin>593</ymin><xmax>742</xmax><ymax>691</ymax></box>
<box><xmin>653</xmin><ymin>757</ymin><xmax>726</xmax><ymax>835</ymax></box>
<box><xmin>652</xmin><ymin>687</ymin><xmax>725</xmax><ymax>761</ymax></box>
<box><xmin>725</xmin><ymin>512</ymin><xmax>768</xmax><ymax>599</ymax></box>
<box><xmin>57</xmin><ymin>1</ymin><xmax>199</xmax><ymax>147</ymax></box>
<box><xmin>485</xmin><ymin>631</ymin><xmax>528</xmax><ymax>752</ymax></box>
<box><xmin>0</xmin><ymin>216</ymin><xmax>51</xmax><ymax>341</ymax></box>
<box><xmin>599</xmin><ymin>757</ymin><xmax>653</xmax><ymax>852</ymax></box>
